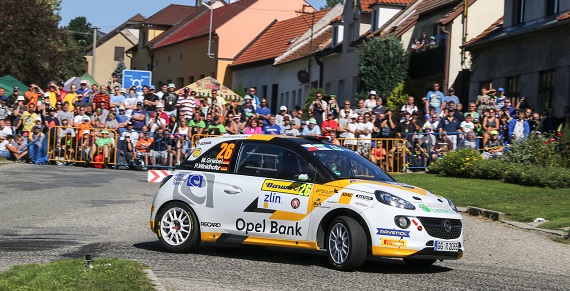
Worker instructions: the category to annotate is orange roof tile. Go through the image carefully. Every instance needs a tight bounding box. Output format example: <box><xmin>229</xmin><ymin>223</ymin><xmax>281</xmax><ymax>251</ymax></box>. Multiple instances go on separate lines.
<box><xmin>143</xmin><ymin>4</ymin><xmax>200</xmax><ymax>26</ymax></box>
<box><xmin>274</xmin><ymin>28</ymin><xmax>332</xmax><ymax>65</ymax></box>
<box><xmin>360</xmin><ymin>0</ymin><xmax>415</xmax><ymax>13</ymax></box>
<box><xmin>232</xmin><ymin>9</ymin><xmax>330</xmax><ymax>66</ymax></box>
<box><xmin>463</xmin><ymin>17</ymin><xmax>503</xmax><ymax>46</ymax></box>
<box><xmin>152</xmin><ymin>0</ymin><xmax>257</xmax><ymax>50</ymax></box>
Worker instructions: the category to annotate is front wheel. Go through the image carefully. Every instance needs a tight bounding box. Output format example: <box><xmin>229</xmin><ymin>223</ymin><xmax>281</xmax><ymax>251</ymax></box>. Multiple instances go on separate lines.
<box><xmin>156</xmin><ymin>202</ymin><xmax>200</xmax><ymax>252</ymax></box>
<box><xmin>327</xmin><ymin>216</ymin><xmax>367</xmax><ymax>271</ymax></box>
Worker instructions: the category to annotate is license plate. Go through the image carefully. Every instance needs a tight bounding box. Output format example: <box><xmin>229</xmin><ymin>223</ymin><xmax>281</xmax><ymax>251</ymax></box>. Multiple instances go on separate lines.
<box><xmin>434</xmin><ymin>241</ymin><xmax>459</xmax><ymax>252</ymax></box>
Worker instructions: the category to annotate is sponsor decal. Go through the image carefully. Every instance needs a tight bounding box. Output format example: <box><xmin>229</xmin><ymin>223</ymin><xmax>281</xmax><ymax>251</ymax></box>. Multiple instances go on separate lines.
<box><xmin>338</xmin><ymin>192</ymin><xmax>353</xmax><ymax>204</ymax></box>
<box><xmin>192</xmin><ymin>148</ymin><xmax>202</xmax><ymax>157</ymax></box>
<box><xmin>261</xmin><ymin>179</ymin><xmax>313</xmax><ymax>196</ymax></box>
<box><xmin>264</xmin><ymin>193</ymin><xmax>283</xmax><ymax>204</ymax></box>
<box><xmin>175</xmin><ymin>173</ymin><xmax>216</xmax><ymax>208</ymax></box>
<box><xmin>341</xmin><ymin>192</ymin><xmax>353</xmax><ymax>197</ymax></box>
<box><xmin>315</xmin><ymin>188</ymin><xmax>336</xmax><ymax>196</ymax></box>
<box><xmin>291</xmin><ymin>198</ymin><xmax>300</xmax><ymax>209</ymax></box>
<box><xmin>172</xmin><ymin>172</ymin><xmax>186</xmax><ymax>186</ymax></box>
<box><xmin>199</xmin><ymin>141</ymin><xmax>212</xmax><ymax>145</ymax></box>
<box><xmin>200</xmin><ymin>222</ymin><xmax>221</xmax><ymax>228</ymax></box>
<box><xmin>193</xmin><ymin>156</ymin><xmax>230</xmax><ymax>172</ymax></box>
<box><xmin>376</xmin><ymin>228</ymin><xmax>410</xmax><ymax>237</ymax></box>
<box><xmin>418</xmin><ymin>203</ymin><xmax>455</xmax><ymax>214</ymax></box>
<box><xmin>235</xmin><ymin>218</ymin><xmax>302</xmax><ymax>236</ymax></box>
<box><xmin>354</xmin><ymin>202</ymin><xmax>369</xmax><ymax>207</ymax></box>
<box><xmin>355</xmin><ymin>194</ymin><xmax>373</xmax><ymax>201</ymax></box>
<box><xmin>381</xmin><ymin>238</ymin><xmax>407</xmax><ymax>247</ymax></box>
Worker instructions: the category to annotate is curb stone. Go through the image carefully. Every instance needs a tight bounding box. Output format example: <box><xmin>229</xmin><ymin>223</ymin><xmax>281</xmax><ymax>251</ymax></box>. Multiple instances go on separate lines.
<box><xmin>459</xmin><ymin>206</ymin><xmax>568</xmax><ymax>238</ymax></box>
<box><xmin>143</xmin><ymin>269</ymin><xmax>167</xmax><ymax>291</ymax></box>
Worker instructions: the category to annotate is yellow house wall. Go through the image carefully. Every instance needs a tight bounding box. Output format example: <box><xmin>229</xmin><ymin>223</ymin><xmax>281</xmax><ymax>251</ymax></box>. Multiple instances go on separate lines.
<box><xmin>86</xmin><ymin>32</ymin><xmax>135</xmax><ymax>86</ymax></box>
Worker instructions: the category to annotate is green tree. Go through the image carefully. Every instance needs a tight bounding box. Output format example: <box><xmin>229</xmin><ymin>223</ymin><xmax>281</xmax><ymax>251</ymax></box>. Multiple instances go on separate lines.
<box><xmin>66</xmin><ymin>16</ymin><xmax>94</xmax><ymax>46</ymax></box>
<box><xmin>113</xmin><ymin>60</ymin><xmax>126</xmax><ymax>81</ymax></box>
<box><xmin>233</xmin><ymin>82</ymin><xmax>246</xmax><ymax>97</ymax></box>
<box><xmin>357</xmin><ymin>36</ymin><xmax>409</xmax><ymax>101</ymax></box>
<box><xmin>320</xmin><ymin>0</ymin><xmax>343</xmax><ymax>9</ymax></box>
<box><xmin>386</xmin><ymin>82</ymin><xmax>415</xmax><ymax>111</ymax></box>
<box><xmin>0</xmin><ymin>0</ymin><xmax>67</xmax><ymax>85</ymax></box>
<box><xmin>55</xmin><ymin>31</ymin><xmax>87</xmax><ymax>81</ymax></box>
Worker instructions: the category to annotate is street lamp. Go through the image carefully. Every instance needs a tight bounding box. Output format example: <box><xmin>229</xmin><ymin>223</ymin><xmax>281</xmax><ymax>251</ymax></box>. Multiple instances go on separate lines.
<box><xmin>202</xmin><ymin>1</ymin><xmax>216</xmax><ymax>59</ymax></box>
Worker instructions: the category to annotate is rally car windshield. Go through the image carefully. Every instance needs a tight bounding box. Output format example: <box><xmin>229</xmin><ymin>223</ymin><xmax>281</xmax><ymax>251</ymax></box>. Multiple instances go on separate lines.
<box><xmin>302</xmin><ymin>144</ymin><xmax>394</xmax><ymax>181</ymax></box>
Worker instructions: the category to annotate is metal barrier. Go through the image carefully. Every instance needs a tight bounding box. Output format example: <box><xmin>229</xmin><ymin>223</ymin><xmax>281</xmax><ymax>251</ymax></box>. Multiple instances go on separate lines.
<box><xmin>46</xmin><ymin>126</ymin><xmax>118</xmax><ymax>167</ymax></box>
<box><xmin>336</xmin><ymin>138</ymin><xmax>407</xmax><ymax>173</ymax></box>
<box><xmin>404</xmin><ymin>131</ymin><xmax>482</xmax><ymax>171</ymax></box>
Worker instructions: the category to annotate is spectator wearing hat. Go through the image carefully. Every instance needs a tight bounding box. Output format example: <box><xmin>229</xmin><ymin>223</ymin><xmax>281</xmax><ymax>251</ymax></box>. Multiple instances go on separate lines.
<box><xmin>443</xmin><ymin>88</ymin><xmax>460</xmax><ymax>109</ymax></box>
<box><xmin>131</xmin><ymin>101</ymin><xmax>147</xmax><ymax>131</ymax></box>
<box><xmin>92</xmin><ymin>130</ymin><xmax>114</xmax><ymax>163</ymax></box>
<box><xmin>115</xmin><ymin>105</ymin><xmax>129</xmax><ymax>132</ymax></box>
<box><xmin>321</xmin><ymin>111</ymin><xmax>339</xmax><ymax>137</ymax></box>
<box><xmin>8</xmin><ymin>87</ymin><xmax>23</xmax><ymax>108</ymax></box>
<box><xmin>364</xmin><ymin>90</ymin><xmax>378</xmax><ymax>111</ymax></box>
<box><xmin>275</xmin><ymin>106</ymin><xmax>290</xmax><ymax>127</ymax></box>
<box><xmin>177</xmin><ymin>88</ymin><xmax>196</xmax><ymax>121</ymax></box>
<box><xmin>27</xmin><ymin>125</ymin><xmax>45</xmax><ymax>162</ymax></box>
<box><xmin>149</xmin><ymin>102</ymin><xmax>169</xmax><ymax>132</ymax></box>
<box><xmin>78</xmin><ymin>130</ymin><xmax>94</xmax><ymax>163</ymax></box>
<box><xmin>0</xmin><ymin>96</ymin><xmax>10</xmax><ymax>120</ymax></box>
<box><xmin>12</xmin><ymin>95</ymin><xmax>27</xmax><ymax>130</ymax></box>
<box><xmin>495</xmin><ymin>88</ymin><xmax>507</xmax><ymax>110</ymax></box>
<box><xmin>426</xmin><ymin>83</ymin><xmax>444</xmax><ymax>115</ymax></box>
<box><xmin>162</xmin><ymin>84</ymin><xmax>178</xmax><ymax>117</ymax></box>
<box><xmin>239</xmin><ymin>95</ymin><xmax>256</xmax><ymax>123</ymax></box>
<box><xmin>242</xmin><ymin>87</ymin><xmax>261</xmax><ymax>110</ymax></box>
<box><xmin>483</xmin><ymin>130</ymin><xmax>504</xmax><ymax>159</ymax></box>
<box><xmin>302</xmin><ymin>118</ymin><xmax>321</xmax><ymax>136</ymax></box>
<box><xmin>281</xmin><ymin>115</ymin><xmax>300</xmax><ymax>137</ymax></box>
<box><xmin>76</xmin><ymin>80</ymin><xmax>90</xmax><ymax>102</ymax></box>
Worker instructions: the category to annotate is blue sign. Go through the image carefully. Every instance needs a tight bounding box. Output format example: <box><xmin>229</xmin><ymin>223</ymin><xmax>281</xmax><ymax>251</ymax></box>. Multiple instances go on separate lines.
<box><xmin>122</xmin><ymin>70</ymin><xmax>152</xmax><ymax>92</ymax></box>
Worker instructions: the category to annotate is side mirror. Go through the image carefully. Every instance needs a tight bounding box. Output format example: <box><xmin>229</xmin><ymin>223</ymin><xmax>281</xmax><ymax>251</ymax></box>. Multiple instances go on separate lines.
<box><xmin>297</xmin><ymin>174</ymin><xmax>309</xmax><ymax>182</ymax></box>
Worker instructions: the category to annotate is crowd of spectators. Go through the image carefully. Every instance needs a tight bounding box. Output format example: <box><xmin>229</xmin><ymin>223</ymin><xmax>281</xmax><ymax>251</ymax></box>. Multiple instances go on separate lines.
<box><xmin>1</xmin><ymin>75</ymin><xmax>569</xmax><ymax>171</ymax></box>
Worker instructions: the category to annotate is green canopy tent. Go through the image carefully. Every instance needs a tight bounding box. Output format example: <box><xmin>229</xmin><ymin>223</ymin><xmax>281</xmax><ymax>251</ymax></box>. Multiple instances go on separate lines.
<box><xmin>0</xmin><ymin>75</ymin><xmax>29</xmax><ymax>96</ymax></box>
<box><xmin>79</xmin><ymin>73</ymin><xmax>99</xmax><ymax>87</ymax></box>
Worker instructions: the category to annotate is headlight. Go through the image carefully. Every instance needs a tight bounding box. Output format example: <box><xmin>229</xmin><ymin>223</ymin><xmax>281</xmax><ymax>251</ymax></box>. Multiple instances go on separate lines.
<box><xmin>375</xmin><ymin>190</ymin><xmax>415</xmax><ymax>210</ymax></box>
<box><xmin>446</xmin><ymin>197</ymin><xmax>458</xmax><ymax>213</ymax></box>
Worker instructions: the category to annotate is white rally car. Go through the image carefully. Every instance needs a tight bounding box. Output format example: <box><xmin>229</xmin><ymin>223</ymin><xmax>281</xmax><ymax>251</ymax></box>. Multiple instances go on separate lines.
<box><xmin>150</xmin><ymin>134</ymin><xmax>464</xmax><ymax>271</ymax></box>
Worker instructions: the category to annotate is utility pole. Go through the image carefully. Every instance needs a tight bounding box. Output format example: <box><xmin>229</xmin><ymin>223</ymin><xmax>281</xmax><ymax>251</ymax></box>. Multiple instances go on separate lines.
<box><xmin>202</xmin><ymin>1</ymin><xmax>216</xmax><ymax>58</ymax></box>
<box><xmin>92</xmin><ymin>27</ymin><xmax>97</xmax><ymax>77</ymax></box>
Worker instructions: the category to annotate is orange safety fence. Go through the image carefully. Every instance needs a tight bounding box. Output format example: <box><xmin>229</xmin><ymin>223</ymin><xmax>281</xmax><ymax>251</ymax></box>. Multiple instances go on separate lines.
<box><xmin>46</xmin><ymin>126</ymin><xmax>118</xmax><ymax>166</ymax></box>
<box><xmin>336</xmin><ymin>138</ymin><xmax>408</xmax><ymax>174</ymax></box>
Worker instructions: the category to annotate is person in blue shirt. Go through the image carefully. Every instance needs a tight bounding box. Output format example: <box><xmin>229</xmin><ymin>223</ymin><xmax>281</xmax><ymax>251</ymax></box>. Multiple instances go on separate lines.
<box><xmin>443</xmin><ymin>87</ymin><xmax>460</xmax><ymax>109</ymax></box>
<box><xmin>241</xmin><ymin>87</ymin><xmax>261</xmax><ymax>110</ymax></box>
<box><xmin>256</xmin><ymin>98</ymin><xmax>271</xmax><ymax>124</ymax></box>
<box><xmin>509</xmin><ymin>110</ymin><xmax>530</xmax><ymax>141</ymax></box>
<box><xmin>426</xmin><ymin>83</ymin><xmax>444</xmax><ymax>115</ymax></box>
<box><xmin>263</xmin><ymin>116</ymin><xmax>281</xmax><ymax>135</ymax></box>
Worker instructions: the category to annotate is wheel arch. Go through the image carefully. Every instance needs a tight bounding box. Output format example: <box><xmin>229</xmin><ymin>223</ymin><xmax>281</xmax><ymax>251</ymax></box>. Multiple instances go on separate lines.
<box><xmin>316</xmin><ymin>208</ymin><xmax>372</xmax><ymax>254</ymax></box>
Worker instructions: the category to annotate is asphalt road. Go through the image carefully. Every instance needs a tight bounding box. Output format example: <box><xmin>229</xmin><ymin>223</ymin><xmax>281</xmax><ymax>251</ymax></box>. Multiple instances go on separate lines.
<box><xmin>0</xmin><ymin>163</ymin><xmax>569</xmax><ymax>290</ymax></box>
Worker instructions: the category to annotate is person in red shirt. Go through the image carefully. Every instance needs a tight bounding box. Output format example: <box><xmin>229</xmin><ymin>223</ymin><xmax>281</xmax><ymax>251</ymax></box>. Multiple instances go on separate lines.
<box><xmin>92</xmin><ymin>85</ymin><xmax>110</xmax><ymax>110</ymax></box>
<box><xmin>321</xmin><ymin>112</ymin><xmax>339</xmax><ymax>137</ymax></box>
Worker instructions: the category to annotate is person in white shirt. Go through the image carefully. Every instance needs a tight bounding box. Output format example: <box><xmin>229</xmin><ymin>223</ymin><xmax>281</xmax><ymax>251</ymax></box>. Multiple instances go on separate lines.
<box><xmin>356</xmin><ymin>113</ymin><xmax>374</xmax><ymax>156</ymax></box>
<box><xmin>460</xmin><ymin>114</ymin><xmax>475</xmax><ymax>132</ymax></box>
<box><xmin>364</xmin><ymin>90</ymin><xmax>378</xmax><ymax>111</ymax></box>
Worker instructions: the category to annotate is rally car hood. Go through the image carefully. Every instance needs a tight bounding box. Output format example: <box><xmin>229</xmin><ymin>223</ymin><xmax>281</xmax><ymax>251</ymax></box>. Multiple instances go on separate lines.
<box><xmin>338</xmin><ymin>179</ymin><xmax>459</xmax><ymax>216</ymax></box>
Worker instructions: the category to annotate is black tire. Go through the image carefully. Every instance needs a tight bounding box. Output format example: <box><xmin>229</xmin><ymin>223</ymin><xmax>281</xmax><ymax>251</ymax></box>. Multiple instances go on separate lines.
<box><xmin>156</xmin><ymin>202</ymin><xmax>200</xmax><ymax>252</ymax></box>
<box><xmin>326</xmin><ymin>216</ymin><xmax>367</xmax><ymax>271</ymax></box>
<box><xmin>403</xmin><ymin>258</ymin><xmax>436</xmax><ymax>268</ymax></box>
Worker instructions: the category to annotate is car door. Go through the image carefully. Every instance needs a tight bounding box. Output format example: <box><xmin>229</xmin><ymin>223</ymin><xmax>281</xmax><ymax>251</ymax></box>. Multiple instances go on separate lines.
<box><xmin>215</xmin><ymin>141</ymin><xmax>319</xmax><ymax>243</ymax></box>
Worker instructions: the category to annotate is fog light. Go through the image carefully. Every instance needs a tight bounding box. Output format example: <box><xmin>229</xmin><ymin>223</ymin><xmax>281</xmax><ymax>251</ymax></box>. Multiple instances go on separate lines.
<box><xmin>394</xmin><ymin>216</ymin><xmax>410</xmax><ymax>229</ymax></box>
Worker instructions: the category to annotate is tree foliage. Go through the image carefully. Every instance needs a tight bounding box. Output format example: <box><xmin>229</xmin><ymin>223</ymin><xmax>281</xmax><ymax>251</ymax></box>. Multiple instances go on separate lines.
<box><xmin>66</xmin><ymin>16</ymin><xmax>94</xmax><ymax>46</ymax></box>
<box><xmin>233</xmin><ymin>82</ymin><xmax>246</xmax><ymax>97</ymax></box>
<box><xmin>320</xmin><ymin>0</ymin><xmax>343</xmax><ymax>9</ymax></box>
<box><xmin>113</xmin><ymin>60</ymin><xmax>126</xmax><ymax>81</ymax></box>
<box><xmin>357</xmin><ymin>36</ymin><xmax>409</xmax><ymax>101</ymax></box>
<box><xmin>0</xmin><ymin>0</ymin><xmax>86</xmax><ymax>86</ymax></box>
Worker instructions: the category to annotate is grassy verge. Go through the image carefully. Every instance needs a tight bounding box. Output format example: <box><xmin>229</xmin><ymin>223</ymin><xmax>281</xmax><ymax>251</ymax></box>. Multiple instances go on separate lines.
<box><xmin>0</xmin><ymin>258</ymin><xmax>154</xmax><ymax>290</ymax></box>
<box><xmin>393</xmin><ymin>174</ymin><xmax>570</xmax><ymax>231</ymax></box>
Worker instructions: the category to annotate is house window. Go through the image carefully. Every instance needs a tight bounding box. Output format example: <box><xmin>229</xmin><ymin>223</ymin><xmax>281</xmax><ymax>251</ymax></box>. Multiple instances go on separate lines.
<box><xmin>371</xmin><ymin>9</ymin><xmax>379</xmax><ymax>32</ymax></box>
<box><xmin>180</xmin><ymin>53</ymin><xmax>184</xmax><ymax>60</ymax></box>
<box><xmin>539</xmin><ymin>70</ymin><xmax>555</xmax><ymax>111</ymax></box>
<box><xmin>114</xmin><ymin>46</ymin><xmax>124</xmax><ymax>61</ymax></box>
<box><xmin>325</xmin><ymin>82</ymin><xmax>332</xmax><ymax>95</ymax></box>
<box><xmin>332</xmin><ymin>25</ymin><xmax>339</xmax><ymax>46</ymax></box>
<box><xmin>262</xmin><ymin>85</ymin><xmax>267</xmax><ymax>99</ymax></box>
<box><xmin>352</xmin><ymin>76</ymin><xmax>359</xmax><ymax>98</ymax></box>
<box><xmin>513</xmin><ymin>0</ymin><xmax>525</xmax><ymax>25</ymax></box>
<box><xmin>167</xmin><ymin>56</ymin><xmax>171</xmax><ymax>63</ymax></box>
<box><xmin>506</xmin><ymin>75</ymin><xmax>521</xmax><ymax>104</ymax></box>
<box><xmin>176</xmin><ymin>77</ymin><xmax>184</xmax><ymax>89</ymax></box>
<box><xmin>199</xmin><ymin>74</ymin><xmax>205</xmax><ymax>79</ymax></box>
<box><xmin>298</xmin><ymin>89</ymin><xmax>302</xmax><ymax>107</ymax></box>
<box><xmin>546</xmin><ymin>0</ymin><xmax>559</xmax><ymax>16</ymax></box>
<box><xmin>140</xmin><ymin>31</ymin><xmax>147</xmax><ymax>47</ymax></box>
<box><xmin>189</xmin><ymin>76</ymin><xmax>194</xmax><ymax>84</ymax></box>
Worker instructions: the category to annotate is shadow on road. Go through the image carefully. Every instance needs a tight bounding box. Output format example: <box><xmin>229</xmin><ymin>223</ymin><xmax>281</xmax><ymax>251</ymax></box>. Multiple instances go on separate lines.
<box><xmin>133</xmin><ymin>240</ymin><xmax>453</xmax><ymax>274</ymax></box>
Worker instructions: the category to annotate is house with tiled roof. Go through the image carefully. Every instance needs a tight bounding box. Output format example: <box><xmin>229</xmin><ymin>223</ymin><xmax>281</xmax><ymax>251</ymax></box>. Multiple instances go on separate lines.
<box><xmin>128</xmin><ymin>4</ymin><xmax>205</xmax><ymax>72</ymax></box>
<box><xmin>312</xmin><ymin>0</ymin><xmax>412</xmax><ymax>104</ymax></box>
<box><xmin>229</xmin><ymin>6</ymin><xmax>341</xmax><ymax>112</ymax></box>
<box><xmin>147</xmin><ymin>0</ymin><xmax>312</xmax><ymax>89</ymax></box>
<box><xmin>362</xmin><ymin>0</ymin><xmax>504</xmax><ymax>104</ymax></box>
<box><xmin>463</xmin><ymin>1</ymin><xmax>570</xmax><ymax>115</ymax></box>
<box><xmin>84</xmin><ymin>14</ymin><xmax>144</xmax><ymax>85</ymax></box>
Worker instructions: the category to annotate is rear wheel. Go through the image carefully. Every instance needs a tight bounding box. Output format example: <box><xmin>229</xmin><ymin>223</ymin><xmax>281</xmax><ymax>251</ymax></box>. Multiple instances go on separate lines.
<box><xmin>326</xmin><ymin>216</ymin><xmax>367</xmax><ymax>271</ymax></box>
<box><xmin>156</xmin><ymin>202</ymin><xmax>200</xmax><ymax>252</ymax></box>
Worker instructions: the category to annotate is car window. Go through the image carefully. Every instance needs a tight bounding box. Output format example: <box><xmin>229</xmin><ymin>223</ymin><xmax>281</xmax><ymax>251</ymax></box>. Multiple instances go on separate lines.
<box><xmin>180</xmin><ymin>141</ymin><xmax>237</xmax><ymax>172</ymax></box>
<box><xmin>235</xmin><ymin>142</ymin><xmax>317</xmax><ymax>182</ymax></box>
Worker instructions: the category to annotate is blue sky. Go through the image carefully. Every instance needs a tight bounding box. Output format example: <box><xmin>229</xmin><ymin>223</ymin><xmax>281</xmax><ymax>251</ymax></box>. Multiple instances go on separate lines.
<box><xmin>60</xmin><ymin>0</ymin><xmax>326</xmax><ymax>32</ymax></box>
